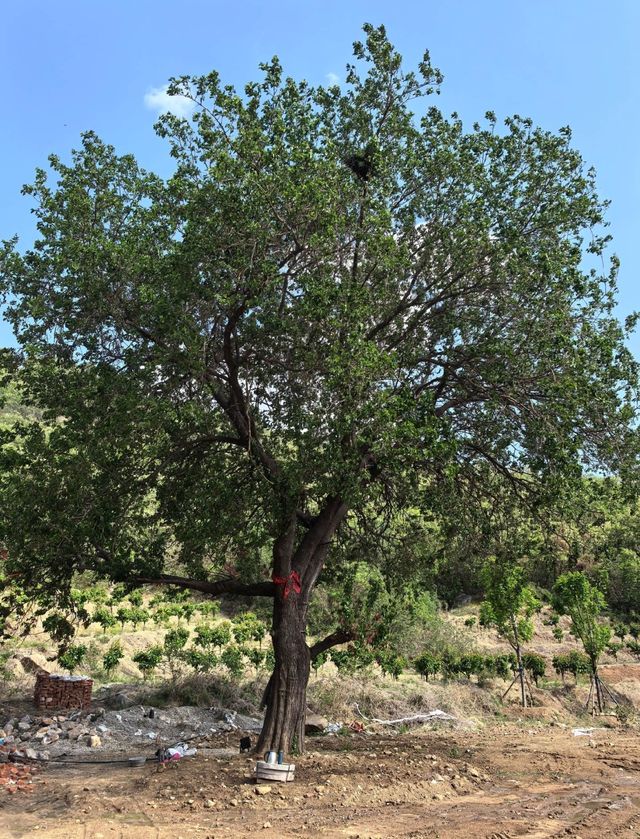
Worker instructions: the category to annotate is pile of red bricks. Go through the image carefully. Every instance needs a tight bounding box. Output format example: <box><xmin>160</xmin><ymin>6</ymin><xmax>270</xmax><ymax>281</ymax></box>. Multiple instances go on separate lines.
<box><xmin>34</xmin><ymin>674</ymin><xmax>93</xmax><ymax>710</ymax></box>
<box><xmin>0</xmin><ymin>758</ymin><xmax>37</xmax><ymax>794</ymax></box>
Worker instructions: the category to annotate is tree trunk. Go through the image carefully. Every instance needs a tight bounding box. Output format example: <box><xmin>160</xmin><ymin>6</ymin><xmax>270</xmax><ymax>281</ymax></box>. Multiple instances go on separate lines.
<box><xmin>256</xmin><ymin>588</ymin><xmax>310</xmax><ymax>757</ymax></box>
<box><xmin>255</xmin><ymin>496</ymin><xmax>348</xmax><ymax>758</ymax></box>
<box><xmin>515</xmin><ymin>644</ymin><xmax>527</xmax><ymax>708</ymax></box>
<box><xmin>591</xmin><ymin>659</ymin><xmax>604</xmax><ymax>714</ymax></box>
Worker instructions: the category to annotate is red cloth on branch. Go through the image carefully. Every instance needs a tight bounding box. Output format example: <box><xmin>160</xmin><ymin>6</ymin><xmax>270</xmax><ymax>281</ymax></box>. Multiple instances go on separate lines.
<box><xmin>272</xmin><ymin>570</ymin><xmax>302</xmax><ymax>599</ymax></box>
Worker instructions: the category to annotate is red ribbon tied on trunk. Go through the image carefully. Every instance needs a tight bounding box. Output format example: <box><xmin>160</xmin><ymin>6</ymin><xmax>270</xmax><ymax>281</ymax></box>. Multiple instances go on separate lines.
<box><xmin>272</xmin><ymin>570</ymin><xmax>302</xmax><ymax>600</ymax></box>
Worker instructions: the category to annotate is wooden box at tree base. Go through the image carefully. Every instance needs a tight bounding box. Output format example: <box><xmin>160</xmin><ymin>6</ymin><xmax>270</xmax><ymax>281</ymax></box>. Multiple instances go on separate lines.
<box><xmin>34</xmin><ymin>674</ymin><xmax>93</xmax><ymax>710</ymax></box>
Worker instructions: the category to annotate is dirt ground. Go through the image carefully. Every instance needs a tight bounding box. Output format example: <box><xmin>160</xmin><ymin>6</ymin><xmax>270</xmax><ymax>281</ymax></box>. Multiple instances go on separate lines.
<box><xmin>1</xmin><ymin>722</ymin><xmax>640</xmax><ymax>839</ymax></box>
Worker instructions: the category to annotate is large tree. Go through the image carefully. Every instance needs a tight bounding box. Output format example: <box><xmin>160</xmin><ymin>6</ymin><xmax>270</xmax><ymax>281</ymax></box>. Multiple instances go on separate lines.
<box><xmin>0</xmin><ymin>25</ymin><xmax>637</xmax><ymax>754</ymax></box>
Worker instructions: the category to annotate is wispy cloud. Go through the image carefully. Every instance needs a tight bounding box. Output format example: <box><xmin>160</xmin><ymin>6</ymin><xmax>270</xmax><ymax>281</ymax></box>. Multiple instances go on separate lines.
<box><xmin>144</xmin><ymin>85</ymin><xmax>195</xmax><ymax>118</ymax></box>
<box><xmin>326</xmin><ymin>72</ymin><xmax>341</xmax><ymax>86</ymax></box>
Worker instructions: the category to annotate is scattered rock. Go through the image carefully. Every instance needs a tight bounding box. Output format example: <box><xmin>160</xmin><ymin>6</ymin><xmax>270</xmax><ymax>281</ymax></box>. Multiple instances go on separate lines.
<box><xmin>305</xmin><ymin>714</ymin><xmax>329</xmax><ymax>734</ymax></box>
<box><xmin>87</xmin><ymin>735</ymin><xmax>101</xmax><ymax>748</ymax></box>
<box><xmin>255</xmin><ymin>785</ymin><xmax>272</xmax><ymax>795</ymax></box>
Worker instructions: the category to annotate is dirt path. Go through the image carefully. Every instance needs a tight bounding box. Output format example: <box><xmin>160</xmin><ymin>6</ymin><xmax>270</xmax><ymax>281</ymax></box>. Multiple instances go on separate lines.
<box><xmin>1</xmin><ymin>725</ymin><xmax>639</xmax><ymax>838</ymax></box>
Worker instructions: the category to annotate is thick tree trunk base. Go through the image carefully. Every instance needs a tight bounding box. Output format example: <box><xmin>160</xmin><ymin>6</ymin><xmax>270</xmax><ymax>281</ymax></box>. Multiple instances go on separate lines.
<box><xmin>256</xmin><ymin>596</ymin><xmax>310</xmax><ymax>757</ymax></box>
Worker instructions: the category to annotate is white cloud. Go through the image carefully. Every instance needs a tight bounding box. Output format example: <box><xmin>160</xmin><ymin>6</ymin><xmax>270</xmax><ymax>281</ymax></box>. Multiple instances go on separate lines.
<box><xmin>326</xmin><ymin>72</ymin><xmax>341</xmax><ymax>87</ymax></box>
<box><xmin>144</xmin><ymin>85</ymin><xmax>195</xmax><ymax>118</ymax></box>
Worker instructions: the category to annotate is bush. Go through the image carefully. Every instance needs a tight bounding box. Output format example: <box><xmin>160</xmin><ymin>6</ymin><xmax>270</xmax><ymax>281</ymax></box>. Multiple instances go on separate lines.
<box><xmin>232</xmin><ymin>612</ymin><xmax>266</xmax><ymax>645</ymax></box>
<box><xmin>133</xmin><ymin>645</ymin><xmax>163</xmax><ymax>680</ymax></box>
<box><xmin>522</xmin><ymin>652</ymin><xmax>546</xmax><ymax>685</ymax></box>
<box><xmin>552</xmin><ymin>651</ymin><xmax>590</xmax><ymax>682</ymax></box>
<box><xmin>58</xmin><ymin>643</ymin><xmax>88</xmax><ymax>674</ymax></box>
<box><xmin>493</xmin><ymin>653</ymin><xmax>516</xmax><ymax>680</ymax></box>
<box><xmin>195</xmin><ymin>621</ymin><xmax>231</xmax><ymax>650</ymax></box>
<box><xmin>102</xmin><ymin>641</ymin><xmax>124</xmax><ymax>676</ymax></box>
<box><xmin>183</xmin><ymin>648</ymin><xmax>218</xmax><ymax>673</ymax></box>
<box><xmin>376</xmin><ymin>651</ymin><xmax>406</xmax><ymax>679</ymax></box>
<box><xmin>116</xmin><ymin>606</ymin><xmax>132</xmax><ymax>628</ymax></box>
<box><xmin>221</xmin><ymin>645</ymin><xmax>245</xmax><ymax>678</ymax></box>
<box><xmin>128</xmin><ymin>589</ymin><xmax>144</xmax><ymax>607</ymax></box>
<box><xmin>613</xmin><ymin>622</ymin><xmax>628</xmax><ymax>642</ymax></box>
<box><xmin>414</xmin><ymin>651</ymin><xmax>441</xmax><ymax>681</ymax></box>
<box><xmin>197</xmin><ymin>601</ymin><xmax>220</xmax><ymax>619</ymax></box>
<box><xmin>92</xmin><ymin>606</ymin><xmax>116</xmax><ymax>632</ymax></box>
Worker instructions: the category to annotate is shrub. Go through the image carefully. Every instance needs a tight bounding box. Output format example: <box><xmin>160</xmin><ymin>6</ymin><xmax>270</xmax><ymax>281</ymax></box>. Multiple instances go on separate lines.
<box><xmin>164</xmin><ymin>627</ymin><xmax>190</xmax><ymax>654</ymax></box>
<box><xmin>195</xmin><ymin>621</ymin><xmax>231</xmax><ymax>650</ymax></box>
<box><xmin>613</xmin><ymin>622</ymin><xmax>628</xmax><ymax>642</ymax></box>
<box><xmin>133</xmin><ymin>645</ymin><xmax>163</xmax><ymax>680</ymax></box>
<box><xmin>606</xmin><ymin>641</ymin><xmax>622</xmax><ymax>659</ymax></box>
<box><xmin>493</xmin><ymin>653</ymin><xmax>516</xmax><ymax>680</ymax></box>
<box><xmin>93</xmin><ymin>606</ymin><xmax>116</xmax><ymax>632</ymax></box>
<box><xmin>128</xmin><ymin>589</ymin><xmax>144</xmax><ymax>607</ymax></box>
<box><xmin>221</xmin><ymin>645</ymin><xmax>244</xmax><ymax>678</ymax></box>
<box><xmin>184</xmin><ymin>648</ymin><xmax>218</xmax><ymax>673</ymax></box>
<box><xmin>128</xmin><ymin>606</ymin><xmax>150</xmax><ymax>629</ymax></box>
<box><xmin>102</xmin><ymin>641</ymin><xmax>124</xmax><ymax>676</ymax></box>
<box><xmin>116</xmin><ymin>606</ymin><xmax>132</xmax><ymax>629</ymax></box>
<box><xmin>414</xmin><ymin>651</ymin><xmax>441</xmax><ymax>681</ymax></box>
<box><xmin>522</xmin><ymin>652</ymin><xmax>546</xmax><ymax>685</ymax></box>
<box><xmin>197</xmin><ymin>601</ymin><xmax>220</xmax><ymax>619</ymax></box>
<box><xmin>552</xmin><ymin>651</ymin><xmax>590</xmax><ymax>682</ymax></box>
<box><xmin>242</xmin><ymin>647</ymin><xmax>265</xmax><ymax>671</ymax></box>
<box><xmin>58</xmin><ymin>643</ymin><xmax>88</xmax><ymax>674</ymax></box>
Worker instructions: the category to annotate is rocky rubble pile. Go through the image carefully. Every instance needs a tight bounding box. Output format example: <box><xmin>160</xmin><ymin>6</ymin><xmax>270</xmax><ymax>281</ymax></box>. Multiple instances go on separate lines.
<box><xmin>0</xmin><ymin>709</ymin><xmax>108</xmax><ymax>760</ymax></box>
<box><xmin>0</xmin><ymin>705</ymin><xmax>264</xmax><ymax>761</ymax></box>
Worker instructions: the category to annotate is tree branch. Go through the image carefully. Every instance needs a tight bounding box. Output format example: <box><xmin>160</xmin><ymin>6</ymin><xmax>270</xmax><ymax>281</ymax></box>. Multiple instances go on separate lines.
<box><xmin>309</xmin><ymin>628</ymin><xmax>353</xmax><ymax>661</ymax></box>
<box><xmin>129</xmin><ymin>574</ymin><xmax>276</xmax><ymax>598</ymax></box>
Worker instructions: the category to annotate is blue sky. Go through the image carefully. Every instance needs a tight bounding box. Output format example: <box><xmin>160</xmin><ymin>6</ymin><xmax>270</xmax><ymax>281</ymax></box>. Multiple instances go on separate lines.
<box><xmin>2</xmin><ymin>0</ymin><xmax>639</xmax><ymax>350</ymax></box>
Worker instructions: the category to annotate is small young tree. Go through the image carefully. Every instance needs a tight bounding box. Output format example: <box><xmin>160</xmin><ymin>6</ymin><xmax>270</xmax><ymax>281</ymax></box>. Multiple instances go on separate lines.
<box><xmin>414</xmin><ymin>651</ymin><xmax>441</xmax><ymax>681</ymax></box>
<box><xmin>103</xmin><ymin>640</ymin><xmax>124</xmax><ymax>676</ymax></box>
<box><xmin>58</xmin><ymin>643</ymin><xmax>88</xmax><ymax>675</ymax></box>
<box><xmin>92</xmin><ymin>605</ymin><xmax>116</xmax><ymax>633</ymax></box>
<box><xmin>163</xmin><ymin>627</ymin><xmax>190</xmax><ymax>679</ymax></box>
<box><xmin>480</xmin><ymin>558</ymin><xmax>540</xmax><ymax>707</ymax></box>
<box><xmin>552</xmin><ymin>572</ymin><xmax>612</xmax><ymax>713</ymax></box>
<box><xmin>133</xmin><ymin>645</ymin><xmax>163</xmax><ymax>680</ymax></box>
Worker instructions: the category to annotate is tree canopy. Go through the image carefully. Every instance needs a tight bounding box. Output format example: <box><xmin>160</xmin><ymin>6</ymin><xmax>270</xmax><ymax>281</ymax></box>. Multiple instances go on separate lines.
<box><xmin>0</xmin><ymin>23</ymin><xmax>638</xmax><ymax>751</ymax></box>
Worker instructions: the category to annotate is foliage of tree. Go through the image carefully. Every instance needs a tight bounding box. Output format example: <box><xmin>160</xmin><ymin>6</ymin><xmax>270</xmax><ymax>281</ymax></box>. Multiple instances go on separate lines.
<box><xmin>102</xmin><ymin>640</ymin><xmax>124</xmax><ymax>675</ymax></box>
<box><xmin>92</xmin><ymin>605</ymin><xmax>116</xmax><ymax>632</ymax></box>
<box><xmin>132</xmin><ymin>645</ymin><xmax>163</xmax><ymax>680</ymax></box>
<box><xmin>1</xmin><ymin>24</ymin><xmax>637</xmax><ymax>753</ymax></box>
<box><xmin>552</xmin><ymin>650</ymin><xmax>591</xmax><ymax>683</ymax></box>
<box><xmin>57</xmin><ymin>643</ymin><xmax>88</xmax><ymax>674</ymax></box>
<box><xmin>480</xmin><ymin>558</ymin><xmax>540</xmax><ymax>706</ymax></box>
<box><xmin>414</xmin><ymin>650</ymin><xmax>441</xmax><ymax>681</ymax></box>
<box><xmin>552</xmin><ymin>572</ymin><xmax>611</xmax><ymax>711</ymax></box>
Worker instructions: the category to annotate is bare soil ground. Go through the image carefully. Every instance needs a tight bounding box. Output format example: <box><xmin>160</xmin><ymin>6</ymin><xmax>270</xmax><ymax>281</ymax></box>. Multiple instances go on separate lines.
<box><xmin>2</xmin><ymin>723</ymin><xmax>640</xmax><ymax>839</ymax></box>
